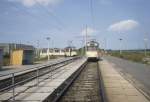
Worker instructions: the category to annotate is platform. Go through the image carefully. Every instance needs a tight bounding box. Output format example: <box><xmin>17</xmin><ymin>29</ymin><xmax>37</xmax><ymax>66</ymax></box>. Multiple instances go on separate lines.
<box><xmin>0</xmin><ymin>57</ymin><xmax>87</xmax><ymax>101</ymax></box>
<box><xmin>0</xmin><ymin>57</ymin><xmax>67</xmax><ymax>75</ymax></box>
<box><xmin>99</xmin><ymin>59</ymin><xmax>149</xmax><ymax>102</ymax></box>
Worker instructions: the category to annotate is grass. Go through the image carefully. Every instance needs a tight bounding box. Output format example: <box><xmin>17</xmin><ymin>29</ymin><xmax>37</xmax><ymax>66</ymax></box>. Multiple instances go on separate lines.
<box><xmin>108</xmin><ymin>51</ymin><xmax>150</xmax><ymax>64</ymax></box>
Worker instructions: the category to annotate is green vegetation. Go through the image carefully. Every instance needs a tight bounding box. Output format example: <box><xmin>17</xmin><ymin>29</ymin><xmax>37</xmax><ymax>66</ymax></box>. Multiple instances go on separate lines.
<box><xmin>108</xmin><ymin>50</ymin><xmax>150</xmax><ymax>64</ymax></box>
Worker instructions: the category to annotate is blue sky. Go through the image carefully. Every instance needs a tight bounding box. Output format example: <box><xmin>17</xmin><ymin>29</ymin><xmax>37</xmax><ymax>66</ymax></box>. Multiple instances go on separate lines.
<box><xmin>0</xmin><ymin>0</ymin><xmax>150</xmax><ymax>50</ymax></box>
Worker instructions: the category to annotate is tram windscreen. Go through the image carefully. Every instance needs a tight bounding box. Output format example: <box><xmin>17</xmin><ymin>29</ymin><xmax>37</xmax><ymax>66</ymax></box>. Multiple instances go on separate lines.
<box><xmin>87</xmin><ymin>46</ymin><xmax>97</xmax><ymax>51</ymax></box>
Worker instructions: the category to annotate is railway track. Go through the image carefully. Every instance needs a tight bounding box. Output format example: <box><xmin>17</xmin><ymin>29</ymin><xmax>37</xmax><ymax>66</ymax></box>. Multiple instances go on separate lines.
<box><xmin>0</xmin><ymin>58</ymin><xmax>105</xmax><ymax>102</ymax></box>
<box><xmin>55</xmin><ymin>61</ymin><xmax>105</xmax><ymax>102</ymax></box>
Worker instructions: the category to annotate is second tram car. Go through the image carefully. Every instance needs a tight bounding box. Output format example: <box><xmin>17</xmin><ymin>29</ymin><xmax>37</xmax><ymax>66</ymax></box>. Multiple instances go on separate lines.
<box><xmin>86</xmin><ymin>40</ymin><xmax>99</xmax><ymax>61</ymax></box>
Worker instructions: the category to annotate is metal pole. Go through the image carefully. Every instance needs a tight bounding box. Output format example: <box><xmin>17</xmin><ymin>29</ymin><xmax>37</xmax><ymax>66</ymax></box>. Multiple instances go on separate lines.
<box><xmin>52</xmin><ymin>40</ymin><xmax>54</xmax><ymax>56</ymax></box>
<box><xmin>84</xmin><ymin>34</ymin><xmax>86</xmax><ymax>52</ymax></box>
<box><xmin>48</xmin><ymin>41</ymin><xmax>50</xmax><ymax>60</ymax></box>
<box><xmin>68</xmin><ymin>40</ymin><xmax>72</xmax><ymax>57</ymax></box>
<box><xmin>37</xmin><ymin>40</ymin><xmax>40</xmax><ymax>60</ymax></box>
<box><xmin>46</xmin><ymin>37</ymin><xmax>50</xmax><ymax>61</ymax></box>
<box><xmin>37</xmin><ymin>68</ymin><xmax>39</xmax><ymax>86</ymax></box>
<box><xmin>104</xmin><ymin>38</ymin><xmax>107</xmax><ymax>53</ymax></box>
<box><xmin>120</xmin><ymin>43</ymin><xmax>122</xmax><ymax>55</ymax></box>
<box><xmin>12</xmin><ymin>73</ymin><xmax>15</xmax><ymax>101</ymax></box>
<box><xmin>85</xmin><ymin>25</ymin><xmax>88</xmax><ymax>52</ymax></box>
<box><xmin>119</xmin><ymin>38</ymin><xmax>123</xmax><ymax>55</ymax></box>
<box><xmin>69</xmin><ymin>48</ymin><xmax>71</xmax><ymax>56</ymax></box>
<box><xmin>49</xmin><ymin>66</ymin><xmax>52</xmax><ymax>79</ymax></box>
<box><xmin>70</xmin><ymin>41</ymin><xmax>72</xmax><ymax>57</ymax></box>
<box><xmin>144</xmin><ymin>38</ymin><xmax>148</xmax><ymax>56</ymax></box>
<box><xmin>80</xmin><ymin>40</ymin><xmax>84</xmax><ymax>56</ymax></box>
<box><xmin>82</xmin><ymin>41</ymin><xmax>84</xmax><ymax>56</ymax></box>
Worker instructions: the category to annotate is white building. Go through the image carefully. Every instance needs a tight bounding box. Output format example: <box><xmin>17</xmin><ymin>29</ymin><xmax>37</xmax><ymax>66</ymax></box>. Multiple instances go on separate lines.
<box><xmin>64</xmin><ymin>46</ymin><xmax>77</xmax><ymax>57</ymax></box>
<box><xmin>40</xmin><ymin>47</ymin><xmax>77</xmax><ymax>58</ymax></box>
<box><xmin>40</xmin><ymin>48</ymin><xmax>65</xmax><ymax>58</ymax></box>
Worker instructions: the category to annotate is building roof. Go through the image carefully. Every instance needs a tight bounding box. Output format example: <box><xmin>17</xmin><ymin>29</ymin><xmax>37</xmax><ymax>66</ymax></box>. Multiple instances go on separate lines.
<box><xmin>65</xmin><ymin>46</ymin><xmax>76</xmax><ymax>49</ymax></box>
<box><xmin>0</xmin><ymin>43</ymin><xmax>35</xmax><ymax>50</ymax></box>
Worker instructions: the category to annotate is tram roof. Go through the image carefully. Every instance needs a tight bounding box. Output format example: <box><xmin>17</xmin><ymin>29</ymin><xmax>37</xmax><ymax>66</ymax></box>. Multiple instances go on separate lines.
<box><xmin>87</xmin><ymin>41</ymin><xmax>99</xmax><ymax>47</ymax></box>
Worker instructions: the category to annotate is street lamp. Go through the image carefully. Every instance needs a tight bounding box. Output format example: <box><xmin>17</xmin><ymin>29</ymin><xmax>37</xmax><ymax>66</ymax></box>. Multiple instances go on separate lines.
<box><xmin>144</xmin><ymin>38</ymin><xmax>148</xmax><ymax>56</ymax></box>
<box><xmin>85</xmin><ymin>25</ymin><xmax>88</xmax><ymax>52</ymax></box>
<box><xmin>119</xmin><ymin>38</ymin><xmax>123</xmax><ymax>55</ymax></box>
<box><xmin>46</xmin><ymin>37</ymin><xmax>51</xmax><ymax>61</ymax></box>
<box><xmin>68</xmin><ymin>40</ymin><xmax>73</xmax><ymax>56</ymax></box>
<box><xmin>37</xmin><ymin>40</ymin><xmax>40</xmax><ymax>59</ymax></box>
<box><xmin>80</xmin><ymin>40</ymin><xmax>84</xmax><ymax>56</ymax></box>
<box><xmin>104</xmin><ymin>38</ymin><xmax>107</xmax><ymax>53</ymax></box>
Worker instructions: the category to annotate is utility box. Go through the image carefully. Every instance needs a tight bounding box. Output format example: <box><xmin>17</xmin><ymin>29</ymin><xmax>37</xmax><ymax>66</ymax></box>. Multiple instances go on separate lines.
<box><xmin>0</xmin><ymin>49</ymin><xmax>3</xmax><ymax>68</ymax></box>
<box><xmin>11</xmin><ymin>49</ymin><xmax>34</xmax><ymax>65</ymax></box>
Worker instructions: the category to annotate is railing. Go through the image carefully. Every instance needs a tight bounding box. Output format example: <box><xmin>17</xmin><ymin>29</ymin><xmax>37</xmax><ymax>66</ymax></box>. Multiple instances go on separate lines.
<box><xmin>0</xmin><ymin>57</ymin><xmax>80</xmax><ymax>101</ymax></box>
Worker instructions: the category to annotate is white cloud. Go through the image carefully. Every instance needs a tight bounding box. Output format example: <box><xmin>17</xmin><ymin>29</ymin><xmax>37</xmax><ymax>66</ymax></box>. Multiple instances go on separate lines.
<box><xmin>81</xmin><ymin>27</ymin><xmax>97</xmax><ymax>36</ymax></box>
<box><xmin>9</xmin><ymin>0</ymin><xmax>63</xmax><ymax>7</ymax></box>
<box><xmin>108</xmin><ymin>19</ymin><xmax>139</xmax><ymax>32</ymax></box>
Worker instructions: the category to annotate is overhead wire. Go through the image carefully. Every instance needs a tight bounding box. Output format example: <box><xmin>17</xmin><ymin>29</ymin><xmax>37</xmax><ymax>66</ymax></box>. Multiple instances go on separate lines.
<box><xmin>88</xmin><ymin>0</ymin><xmax>101</xmax><ymax>43</ymax></box>
<box><xmin>10</xmin><ymin>2</ymin><xmax>62</xmax><ymax>30</ymax></box>
<box><xmin>34</xmin><ymin>0</ymin><xmax>65</xmax><ymax>29</ymax></box>
<box><xmin>89</xmin><ymin>0</ymin><xmax>95</xmax><ymax>28</ymax></box>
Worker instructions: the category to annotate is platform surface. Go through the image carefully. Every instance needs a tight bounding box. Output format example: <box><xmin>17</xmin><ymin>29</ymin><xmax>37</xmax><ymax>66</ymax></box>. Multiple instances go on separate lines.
<box><xmin>0</xmin><ymin>57</ymin><xmax>87</xmax><ymax>101</ymax></box>
<box><xmin>0</xmin><ymin>57</ymin><xmax>68</xmax><ymax>75</ymax></box>
<box><xmin>99</xmin><ymin>59</ymin><xmax>150</xmax><ymax>102</ymax></box>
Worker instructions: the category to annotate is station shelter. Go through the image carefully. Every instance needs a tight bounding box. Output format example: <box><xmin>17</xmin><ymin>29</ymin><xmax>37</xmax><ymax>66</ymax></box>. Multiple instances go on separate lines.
<box><xmin>10</xmin><ymin>49</ymin><xmax>34</xmax><ymax>65</ymax></box>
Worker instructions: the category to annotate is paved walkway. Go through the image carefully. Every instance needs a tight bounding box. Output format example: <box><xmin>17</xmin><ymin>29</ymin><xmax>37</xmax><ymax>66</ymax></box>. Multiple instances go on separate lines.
<box><xmin>99</xmin><ymin>59</ymin><xmax>149</xmax><ymax>102</ymax></box>
<box><xmin>104</xmin><ymin>56</ymin><xmax>150</xmax><ymax>95</ymax></box>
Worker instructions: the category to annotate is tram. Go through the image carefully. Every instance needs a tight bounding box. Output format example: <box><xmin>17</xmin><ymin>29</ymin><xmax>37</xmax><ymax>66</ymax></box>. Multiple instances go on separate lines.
<box><xmin>86</xmin><ymin>40</ymin><xmax>100</xmax><ymax>61</ymax></box>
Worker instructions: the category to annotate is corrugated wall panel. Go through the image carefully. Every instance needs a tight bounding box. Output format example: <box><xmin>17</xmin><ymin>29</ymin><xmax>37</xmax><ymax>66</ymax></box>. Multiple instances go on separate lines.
<box><xmin>23</xmin><ymin>50</ymin><xmax>34</xmax><ymax>65</ymax></box>
<box><xmin>11</xmin><ymin>50</ymin><xmax>23</xmax><ymax>65</ymax></box>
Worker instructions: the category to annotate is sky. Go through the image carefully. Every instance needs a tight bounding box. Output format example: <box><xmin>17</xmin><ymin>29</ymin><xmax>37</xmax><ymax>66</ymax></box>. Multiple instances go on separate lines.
<box><xmin>0</xmin><ymin>0</ymin><xmax>150</xmax><ymax>50</ymax></box>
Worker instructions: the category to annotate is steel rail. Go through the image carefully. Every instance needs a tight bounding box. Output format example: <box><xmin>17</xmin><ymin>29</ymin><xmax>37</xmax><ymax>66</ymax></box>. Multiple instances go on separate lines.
<box><xmin>50</xmin><ymin>61</ymin><xmax>107</xmax><ymax>102</ymax></box>
<box><xmin>97</xmin><ymin>62</ymin><xmax>107</xmax><ymax>102</ymax></box>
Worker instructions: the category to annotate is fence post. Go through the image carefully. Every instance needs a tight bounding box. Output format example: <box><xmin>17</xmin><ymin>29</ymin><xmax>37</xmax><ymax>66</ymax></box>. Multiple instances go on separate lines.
<box><xmin>12</xmin><ymin>73</ymin><xmax>15</xmax><ymax>101</ymax></box>
<box><xmin>36</xmin><ymin>68</ymin><xmax>39</xmax><ymax>86</ymax></box>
